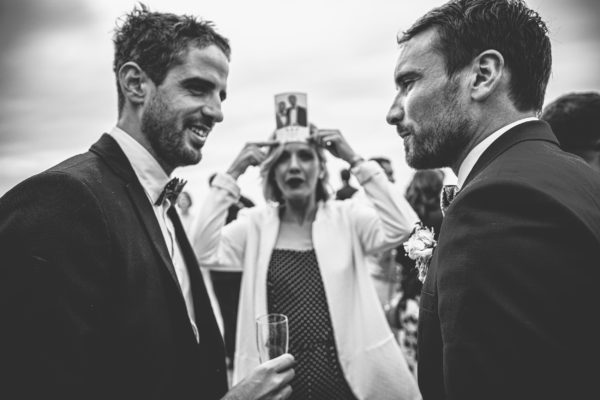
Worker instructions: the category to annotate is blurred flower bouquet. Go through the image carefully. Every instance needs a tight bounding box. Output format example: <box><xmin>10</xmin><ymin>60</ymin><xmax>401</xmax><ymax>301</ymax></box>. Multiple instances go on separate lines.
<box><xmin>403</xmin><ymin>222</ymin><xmax>437</xmax><ymax>283</ymax></box>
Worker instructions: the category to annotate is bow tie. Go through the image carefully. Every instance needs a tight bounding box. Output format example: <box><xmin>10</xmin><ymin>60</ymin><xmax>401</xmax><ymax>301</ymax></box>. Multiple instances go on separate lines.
<box><xmin>440</xmin><ymin>184</ymin><xmax>459</xmax><ymax>216</ymax></box>
<box><xmin>155</xmin><ymin>177</ymin><xmax>187</xmax><ymax>206</ymax></box>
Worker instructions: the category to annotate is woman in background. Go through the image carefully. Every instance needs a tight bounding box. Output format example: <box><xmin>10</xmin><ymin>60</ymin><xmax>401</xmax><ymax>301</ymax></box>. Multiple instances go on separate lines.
<box><xmin>191</xmin><ymin>128</ymin><xmax>421</xmax><ymax>399</ymax></box>
<box><xmin>396</xmin><ymin>169</ymin><xmax>444</xmax><ymax>376</ymax></box>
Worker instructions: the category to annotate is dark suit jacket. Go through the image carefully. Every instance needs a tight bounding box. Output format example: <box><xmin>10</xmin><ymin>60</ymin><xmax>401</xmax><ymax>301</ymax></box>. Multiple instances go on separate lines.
<box><xmin>0</xmin><ymin>135</ymin><xmax>227</xmax><ymax>400</ymax></box>
<box><xmin>418</xmin><ymin>121</ymin><xmax>600</xmax><ymax>400</ymax></box>
<box><xmin>286</xmin><ymin>105</ymin><xmax>307</xmax><ymax>127</ymax></box>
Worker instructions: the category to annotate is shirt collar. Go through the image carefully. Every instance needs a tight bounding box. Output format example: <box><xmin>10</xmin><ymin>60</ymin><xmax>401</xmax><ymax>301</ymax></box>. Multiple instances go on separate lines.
<box><xmin>108</xmin><ymin>126</ymin><xmax>171</xmax><ymax>205</ymax></box>
<box><xmin>456</xmin><ymin>117</ymin><xmax>538</xmax><ymax>189</ymax></box>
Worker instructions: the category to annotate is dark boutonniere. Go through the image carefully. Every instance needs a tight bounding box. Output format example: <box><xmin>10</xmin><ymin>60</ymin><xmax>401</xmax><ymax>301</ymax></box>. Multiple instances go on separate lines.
<box><xmin>403</xmin><ymin>222</ymin><xmax>437</xmax><ymax>283</ymax></box>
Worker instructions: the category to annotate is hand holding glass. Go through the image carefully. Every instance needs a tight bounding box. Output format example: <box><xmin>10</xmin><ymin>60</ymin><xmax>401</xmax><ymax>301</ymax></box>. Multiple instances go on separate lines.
<box><xmin>255</xmin><ymin>313</ymin><xmax>289</xmax><ymax>362</ymax></box>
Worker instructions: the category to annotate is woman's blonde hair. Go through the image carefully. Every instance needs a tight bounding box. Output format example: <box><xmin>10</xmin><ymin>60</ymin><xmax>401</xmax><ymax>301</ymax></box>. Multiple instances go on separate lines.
<box><xmin>259</xmin><ymin>137</ymin><xmax>330</xmax><ymax>204</ymax></box>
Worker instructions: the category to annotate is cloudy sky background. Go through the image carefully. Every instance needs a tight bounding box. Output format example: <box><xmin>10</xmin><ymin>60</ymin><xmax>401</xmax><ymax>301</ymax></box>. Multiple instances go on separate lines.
<box><xmin>1</xmin><ymin>0</ymin><xmax>599</xmax><ymax>205</ymax></box>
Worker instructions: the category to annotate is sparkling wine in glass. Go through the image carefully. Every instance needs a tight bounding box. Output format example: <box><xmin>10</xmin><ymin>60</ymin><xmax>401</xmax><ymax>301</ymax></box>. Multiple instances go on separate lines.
<box><xmin>255</xmin><ymin>313</ymin><xmax>289</xmax><ymax>362</ymax></box>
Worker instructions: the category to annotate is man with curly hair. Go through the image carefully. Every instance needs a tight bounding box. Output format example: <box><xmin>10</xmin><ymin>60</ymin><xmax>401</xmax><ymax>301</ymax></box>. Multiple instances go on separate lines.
<box><xmin>0</xmin><ymin>5</ymin><xmax>294</xmax><ymax>400</ymax></box>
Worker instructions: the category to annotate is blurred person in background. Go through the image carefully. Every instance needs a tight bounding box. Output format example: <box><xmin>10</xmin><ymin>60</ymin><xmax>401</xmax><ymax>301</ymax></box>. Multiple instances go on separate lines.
<box><xmin>176</xmin><ymin>190</ymin><xmax>194</xmax><ymax>229</ymax></box>
<box><xmin>404</xmin><ymin>170</ymin><xmax>444</xmax><ymax>237</ymax></box>
<box><xmin>191</xmin><ymin>127</ymin><xmax>421</xmax><ymax>399</ymax></box>
<box><xmin>370</xmin><ymin>156</ymin><xmax>396</xmax><ymax>183</ymax></box>
<box><xmin>335</xmin><ymin>168</ymin><xmax>358</xmax><ymax>200</ymax></box>
<box><xmin>395</xmin><ymin>169</ymin><xmax>445</xmax><ymax>376</ymax></box>
<box><xmin>364</xmin><ymin>157</ymin><xmax>403</xmax><ymax>311</ymax></box>
<box><xmin>209</xmin><ymin>172</ymin><xmax>256</xmax><ymax>224</ymax></box>
<box><xmin>541</xmin><ymin>91</ymin><xmax>600</xmax><ymax>173</ymax></box>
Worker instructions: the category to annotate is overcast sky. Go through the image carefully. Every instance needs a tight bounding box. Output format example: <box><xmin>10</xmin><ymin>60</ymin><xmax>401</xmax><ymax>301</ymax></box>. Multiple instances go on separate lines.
<box><xmin>1</xmin><ymin>0</ymin><xmax>599</xmax><ymax>205</ymax></box>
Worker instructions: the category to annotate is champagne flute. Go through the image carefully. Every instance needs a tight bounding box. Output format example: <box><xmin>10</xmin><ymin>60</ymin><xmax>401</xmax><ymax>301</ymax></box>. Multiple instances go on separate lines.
<box><xmin>255</xmin><ymin>313</ymin><xmax>289</xmax><ymax>362</ymax></box>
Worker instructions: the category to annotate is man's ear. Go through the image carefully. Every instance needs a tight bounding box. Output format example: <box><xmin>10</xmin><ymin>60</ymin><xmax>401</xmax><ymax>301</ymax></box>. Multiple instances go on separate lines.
<box><xmin>118</xmin><ymin>62</ymin><xmax>152</xmax><ymax>107</ymax></box>
<box><xmin>469</xmin><ymin>49</ymin><xmax>505</xmax><ymax>102</ymax></box>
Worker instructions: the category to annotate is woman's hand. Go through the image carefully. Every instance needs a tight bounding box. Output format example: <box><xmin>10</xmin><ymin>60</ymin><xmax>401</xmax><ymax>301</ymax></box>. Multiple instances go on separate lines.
<box><xmin>226</xmin><ymin>141</ymin><xmax>278</xmax><ymax>180</ymax></box>
<box><xmin>313</xmin><ymin>128</ymin><xmax>361</xmax><ymax>165</ymax></box>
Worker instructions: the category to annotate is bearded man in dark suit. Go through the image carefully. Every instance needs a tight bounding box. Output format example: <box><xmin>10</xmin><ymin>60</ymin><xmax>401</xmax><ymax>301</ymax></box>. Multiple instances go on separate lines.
<box><xmin>0</xmin><ymin>5</ymin><xmax>294</xmax><ymax>400</ymax></box>
<box><xmin>286</xmin><ymin>94</ymin><xmax>307</xmax><ymax>127</ymax></box>
<box><xmin>386</xmin><ymin>1</ymin><xmax>600</xmax><ymax>399</ymax></box>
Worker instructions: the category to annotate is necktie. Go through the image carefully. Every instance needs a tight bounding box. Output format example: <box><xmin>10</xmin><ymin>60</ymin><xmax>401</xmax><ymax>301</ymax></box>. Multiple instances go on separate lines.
<box><xmin>166</xmin><ymin>206</ymin><xmax>228</xmax><ymax>397</ymax></box>
<box><xmin>440</xmin><ymin>184</ymin><xmax>459</xmax><ymax>216</ymax></box>
<box><xmin>155</xmin><ymin>177</ymin><xmax>187</xmax><ymax>206</ymax></box>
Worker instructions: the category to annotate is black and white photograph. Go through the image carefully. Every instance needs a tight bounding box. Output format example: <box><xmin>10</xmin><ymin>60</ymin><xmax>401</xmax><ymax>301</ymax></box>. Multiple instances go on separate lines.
<box><xmin>275</xmin><ymin>92</ymin><xmax>308</xmax><ymax>128</ymax></box>
<box><xmin>1</xmin><ymin>0</ymin><xmax>599</xmax><ymax>399</ymax></box>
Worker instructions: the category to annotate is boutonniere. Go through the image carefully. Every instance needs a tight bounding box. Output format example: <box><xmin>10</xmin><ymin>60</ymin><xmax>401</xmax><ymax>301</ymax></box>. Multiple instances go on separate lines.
<box><xmin>403</xmin><ymin>222</ymin><xmax>437</xmax><ymax>283</ymax></box>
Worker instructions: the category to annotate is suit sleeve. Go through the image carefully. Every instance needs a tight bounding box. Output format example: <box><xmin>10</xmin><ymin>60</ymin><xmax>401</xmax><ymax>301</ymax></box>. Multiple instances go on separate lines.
<box><xmin>350</xmin><ymin>160</ymin><xmax>419</xmax><ymax>255</ymax></box>
<box><xmin>434</xmin><ymin>179</ymin><xmax>599</xmax><ymax>399</ymax></box>
<box><xmin>0</xmin><ymin>172</ymin><xmax>115</xmax><ymax>399</ymax></box>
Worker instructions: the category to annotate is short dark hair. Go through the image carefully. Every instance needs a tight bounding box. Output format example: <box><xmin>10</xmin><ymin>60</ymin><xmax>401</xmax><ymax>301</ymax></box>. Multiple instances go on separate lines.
<box><xmin>405</xmin><ymin>169</ymin><xmax>445</xmax><ymax>218</ymax></box>
<box><xmin>399</xmin><ymin>0</ymin><xmax>551</xmax><ymax>112</ymax></box>
<box><xmin>113</xmin><ymin>4</ymin><xmax>231</xmax><ymax>114</ymax></box>
<box><xmin>541</xmin><ymin>91</ymin><xmax>600</xmax><ymax>151</ymax></box>
<box><xmin>340</xmin><ymin>168</ymin><xmax>351</xmax><ymax>182</ymax></box>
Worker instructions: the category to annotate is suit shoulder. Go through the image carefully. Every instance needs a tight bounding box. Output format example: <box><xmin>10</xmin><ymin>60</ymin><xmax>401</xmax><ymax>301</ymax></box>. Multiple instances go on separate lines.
<box><xmin>456</xmin><ymin>168</ymin><xmax>600</xmax><ymax>245</ymax></box>
<box><xmin>46</xmin><ymin>150</ymin><xmax>114</xmax><ymax>185</ymax></box>
<box><xmin>475</xmin><ymin>140</ymin><xmax>600</xmax><ymax>208</ymax></box>
<box><xmin>0</xmin><ymin>157</ymin><xmax>113</xmax><ymax>261</ymax></box>
<box><xmin>0</xmin><ymin>150</ymin><xmax>114</xmax><ymax>226</ymax></box>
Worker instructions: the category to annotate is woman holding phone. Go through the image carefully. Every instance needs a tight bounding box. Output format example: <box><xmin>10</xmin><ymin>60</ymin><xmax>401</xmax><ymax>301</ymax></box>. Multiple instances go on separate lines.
<box><xmin>191</xmin><ymin>127</ymin><xmax>421</xmax><ymax>400</ymax></box>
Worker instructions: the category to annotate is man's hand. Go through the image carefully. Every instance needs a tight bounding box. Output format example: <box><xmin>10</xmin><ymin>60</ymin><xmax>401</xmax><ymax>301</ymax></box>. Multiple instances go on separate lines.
<box><xmin>226</xmin><ymin>141</ymin><xmax>278</xmax><ymax>180</ymax></box>
<box><xmin>221</xmin><ymin>354</ymin><xmax>295</xmax><ymax>400</ymax></box>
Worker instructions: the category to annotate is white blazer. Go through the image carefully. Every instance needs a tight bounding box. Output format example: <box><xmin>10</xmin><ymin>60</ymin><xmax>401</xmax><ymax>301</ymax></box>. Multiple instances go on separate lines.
<box><xmin>191</xmin><ymin>161</ymin><xmax>421</xmax><ymax>400</ymax></box>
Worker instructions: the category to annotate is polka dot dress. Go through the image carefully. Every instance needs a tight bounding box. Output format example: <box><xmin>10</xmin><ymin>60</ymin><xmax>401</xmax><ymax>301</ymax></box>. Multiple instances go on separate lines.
<box><xmin>267</xmin><ymin>249</ymin><xmax>357</xmax><ymax>400</ymax></box>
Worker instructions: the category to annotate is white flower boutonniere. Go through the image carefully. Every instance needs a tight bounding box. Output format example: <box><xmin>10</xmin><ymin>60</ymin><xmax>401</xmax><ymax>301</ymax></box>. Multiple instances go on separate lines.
<box><xmin>403</xmin><ymin>222</ymin><xmax>437</xmax><ymax>283</ymax></box>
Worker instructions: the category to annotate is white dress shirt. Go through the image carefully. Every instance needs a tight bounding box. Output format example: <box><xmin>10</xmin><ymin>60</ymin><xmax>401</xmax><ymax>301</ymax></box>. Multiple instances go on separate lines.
<box><xmin>109</xmin><ymin>127</ymin><xmax>199</xmax><ymax>342</ymax></box>
<box><xmin>456</xmin><ymin>117</ymin><xmax>538</xmax><ymax>189</ymax></box>
<box><xmin>288</xmin><ymin>107</ymin><xmax>298</xmax><ymax>125</ymax></box>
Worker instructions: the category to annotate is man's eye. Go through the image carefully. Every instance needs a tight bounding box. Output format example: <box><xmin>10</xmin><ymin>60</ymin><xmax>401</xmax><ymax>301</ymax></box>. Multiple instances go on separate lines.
<box><xmin>189</xmin><ymin>85</ymin><xmax>207</xmax><ymax>94</ymax></box>
<box><xmin>401</xmin><ymin>79</ymin><xmax>415</xmax><ymax>91</ymax></box>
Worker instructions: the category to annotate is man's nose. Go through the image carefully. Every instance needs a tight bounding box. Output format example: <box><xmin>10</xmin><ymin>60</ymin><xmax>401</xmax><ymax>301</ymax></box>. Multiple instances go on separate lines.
<box><xmin>202</xmin><ymin>100</ymin><xmax>224</xmax><ymax>123</ymax></box>
<box><xmin>386</xmin><ymin>98</ymin><xmax>404</xmax><ymax>126</ymax></box>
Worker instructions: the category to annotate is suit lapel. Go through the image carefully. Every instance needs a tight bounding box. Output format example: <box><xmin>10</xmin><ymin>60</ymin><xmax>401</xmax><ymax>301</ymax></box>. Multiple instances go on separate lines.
<box><xmin>91</xmin><ymin>134</ymin><xmax>227</xmax><ymax>394</ymax></box>
<box><xmin>463</xmin><ymin>120</ymin><xmax>559</xmax><ymax>188</ymax></box>
<box><xmin>90</xmin><ymin>134</ymin><xmax>180</xmax><ymax>288</ymax></box>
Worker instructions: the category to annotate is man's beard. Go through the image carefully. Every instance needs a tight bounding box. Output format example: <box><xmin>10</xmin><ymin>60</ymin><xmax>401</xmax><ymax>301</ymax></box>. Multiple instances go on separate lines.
<box><xmin>404</xmin><ymin>85</ymin><xmax>473</xmax><ymax>170</ymax></box>
<box><xmin>141</xmin><ymin>94</ymin><xmax>202</xmax><ymax>170</ymax></box>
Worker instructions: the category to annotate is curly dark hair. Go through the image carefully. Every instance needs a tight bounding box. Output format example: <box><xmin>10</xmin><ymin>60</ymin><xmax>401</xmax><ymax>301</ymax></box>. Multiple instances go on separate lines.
<box><xmin>112</xmin><ymin>3</ymin><xmax>231</xmax><ymax>114</ymax></box>
<box><xmin>405</xmin><ymin>169</ymin><xmax>444</xmax><ymax>228</ymax></box>
<box><xmin>399</xmin><ymin>0</ymin><xmax>551</xmax><ymax>112</ymax></box>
